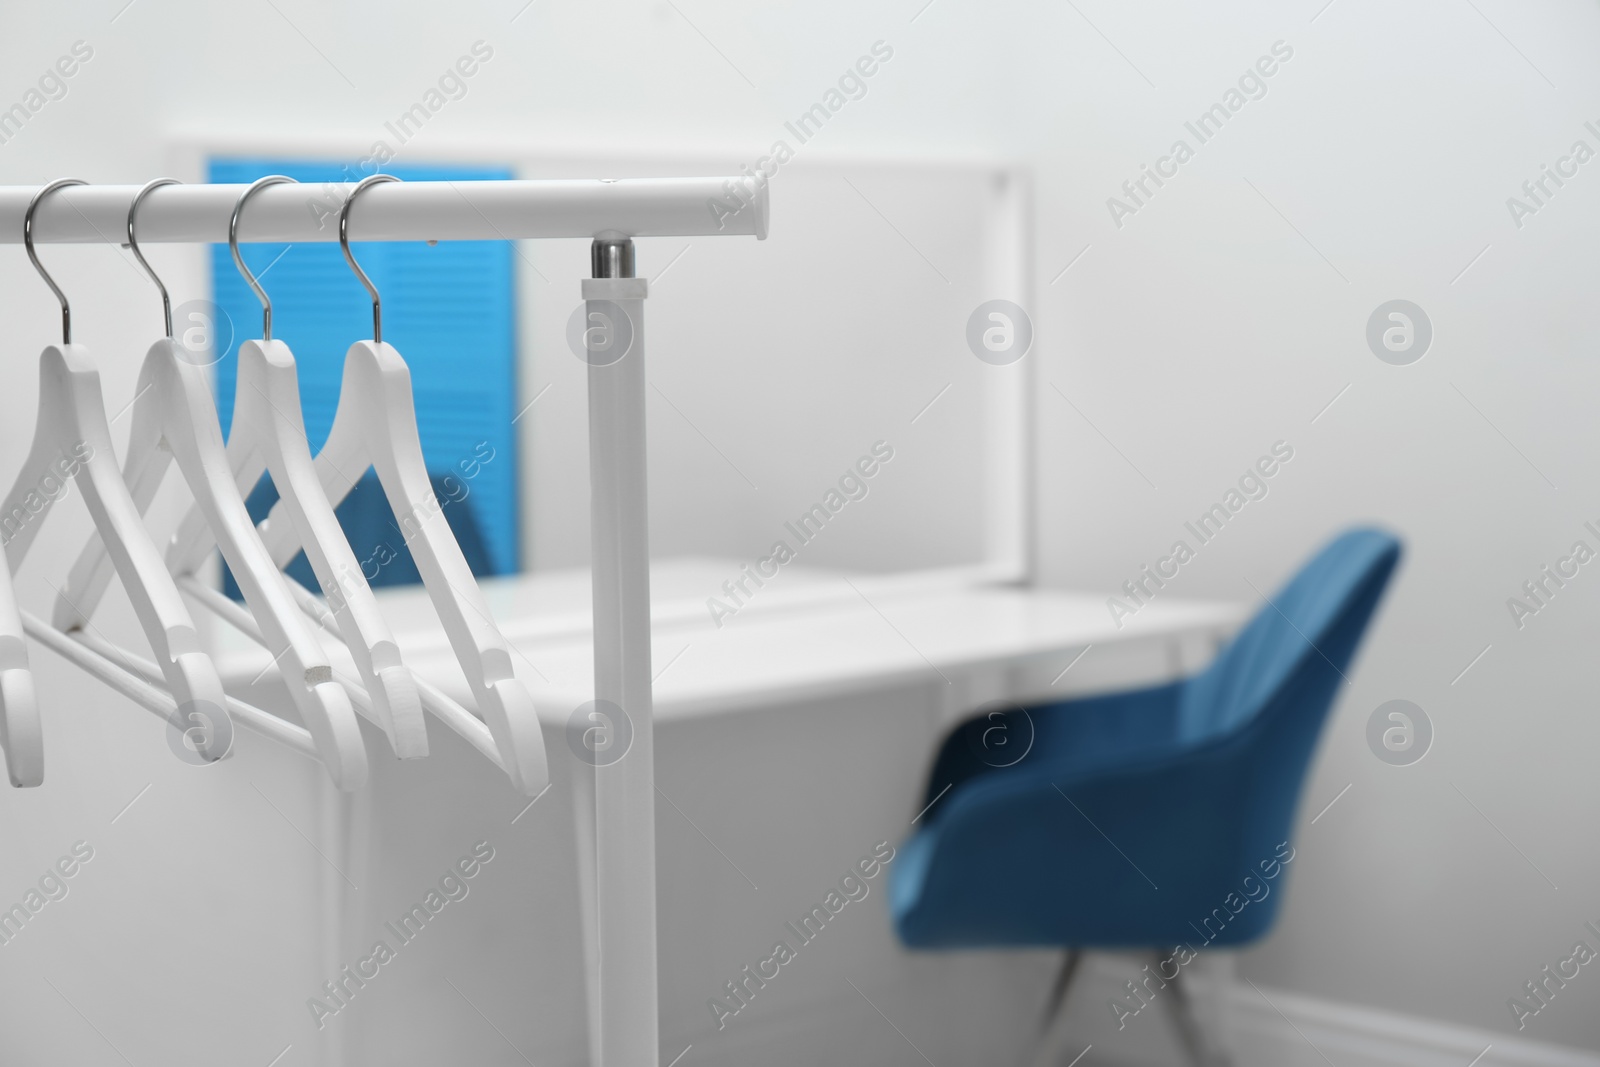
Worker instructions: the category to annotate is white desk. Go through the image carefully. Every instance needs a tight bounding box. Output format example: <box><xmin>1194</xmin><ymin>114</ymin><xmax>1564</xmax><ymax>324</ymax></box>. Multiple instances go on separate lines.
<box><xmin>219</xmin><ymin>558</ymin><xmax>1242</xmax><ymax>723</ymax></box>
<box><xmin>215</xmin><ymin>561</ymin><xmax>1244</xmax><ymax>1067</ymax></box>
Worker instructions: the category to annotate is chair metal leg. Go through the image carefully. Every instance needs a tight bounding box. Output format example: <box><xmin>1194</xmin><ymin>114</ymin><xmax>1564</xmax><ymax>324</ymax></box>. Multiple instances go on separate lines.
<box><xmin>1161</xmin><ymin>952</ymin><xmax>1233</xmax><ymax>1067</ymax></box>
<box><xmin>1022</xmin><ymin>949</ymin><xmax>1082</xmax><ymax>1067</ymax></box>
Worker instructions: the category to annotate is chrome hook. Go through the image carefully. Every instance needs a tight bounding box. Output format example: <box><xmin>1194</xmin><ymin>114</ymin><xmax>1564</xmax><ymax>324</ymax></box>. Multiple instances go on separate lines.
<box><xmin>127</xmin><ymin>178</ymin><xmax>181</xmax><ymax>339</ymax></box>
<box><xmin>24</xmin><ymin>178</ymin><xmax>88</xmax><ymax>345</ymax></box>
<box><xmin>338</xmin><ymin>174</ymin><xmax>400</xmax><ymax>344</ymax></box>
<box><xmin>230</xmin><ymin>175</ymin><xmax>297</xmax><ymax>341</ymax></box>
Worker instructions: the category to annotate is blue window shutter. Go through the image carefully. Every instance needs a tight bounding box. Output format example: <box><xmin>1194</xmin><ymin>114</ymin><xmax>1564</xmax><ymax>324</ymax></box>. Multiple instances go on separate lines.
<box><xmin>206</xmin><ymin>158</ymin><xmax>519</xmax><ymax>595</ymax></box>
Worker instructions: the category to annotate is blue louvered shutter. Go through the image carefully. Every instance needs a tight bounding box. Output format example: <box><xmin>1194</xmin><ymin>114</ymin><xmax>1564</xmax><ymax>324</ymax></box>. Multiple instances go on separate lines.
<box><xmin>206</xmin><ymin>158</ymin><xmax>519</xmax><ymax>595</ymax></box>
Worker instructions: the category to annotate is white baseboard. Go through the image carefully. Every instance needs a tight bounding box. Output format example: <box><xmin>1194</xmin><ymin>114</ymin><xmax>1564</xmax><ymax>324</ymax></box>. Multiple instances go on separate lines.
<box><xmin>1226</xmin><ymin>982</ymin><xmax>1598</xmax><ymax>1067</ymax></box>
<box><xmin>1071</xmin><ymin>958</ymin><xmax>1599</xmax><ymax>1067</ymax></box>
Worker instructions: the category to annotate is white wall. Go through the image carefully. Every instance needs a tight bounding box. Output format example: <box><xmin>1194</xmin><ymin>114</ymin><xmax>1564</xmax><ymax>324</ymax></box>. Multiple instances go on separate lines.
<box><xmin>1</xmin><ymin>0</ymin><xmax>1598</xmax><ymax>1058</ymax></box>
<box><xmin>1024</xmin><ymin>1</ymin><xmax>1600</xmax><ymax>1053</ymax></box>
<box><xmin>510</xmin><ymin>154</ymin><xmax>1003</xmax><ymax>577</ymax></box>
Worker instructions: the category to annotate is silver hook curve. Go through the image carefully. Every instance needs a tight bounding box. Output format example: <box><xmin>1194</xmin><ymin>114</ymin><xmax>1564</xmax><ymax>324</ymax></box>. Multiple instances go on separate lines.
<box><xmin>339</xmin><ymin>174</ymin><xmax>400</xmax><ymax>344</ymax></box>
<box><xmin>24</xmin><ymin>178</ymin><xmax>88</xmax><ymax>345</ymax></box>
<box><xmin>127</xmin><ymin>178</ymin><xmax>181</xmax><ymax>339</ymax></box>
<box><xmin>230</xmin><ymin>175</ymin><xmax>297</xmax><ymax>341</ymax></box>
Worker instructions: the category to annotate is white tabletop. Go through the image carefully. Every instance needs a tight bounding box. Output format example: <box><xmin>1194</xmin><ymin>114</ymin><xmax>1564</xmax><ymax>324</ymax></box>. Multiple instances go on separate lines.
<box><xmin>214</xmin><ymin>559</ymin><xmax>1247</xmax><ymax>723</ymax></box>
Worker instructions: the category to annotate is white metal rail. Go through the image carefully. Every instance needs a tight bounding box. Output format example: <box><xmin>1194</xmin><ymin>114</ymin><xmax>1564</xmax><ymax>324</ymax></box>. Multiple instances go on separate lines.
<box><xmin>0</xmin><ymin>177</ymin><xmax>768</xmax><ymax>243</ymax></box>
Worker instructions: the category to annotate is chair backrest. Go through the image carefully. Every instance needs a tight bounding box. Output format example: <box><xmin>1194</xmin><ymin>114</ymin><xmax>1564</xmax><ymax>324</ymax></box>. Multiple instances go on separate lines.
<box><xmin>1177</xmin><ymin>527</ymin><xmax>1402</xmax><ymax>745</ymax></box>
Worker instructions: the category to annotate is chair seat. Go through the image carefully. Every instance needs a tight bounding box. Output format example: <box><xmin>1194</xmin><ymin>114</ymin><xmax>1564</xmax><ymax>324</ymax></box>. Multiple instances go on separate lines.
<box><xmin>890</xmin><ymin>721</ymin><xmax>1273</xmax><ymax>949</ymax></box>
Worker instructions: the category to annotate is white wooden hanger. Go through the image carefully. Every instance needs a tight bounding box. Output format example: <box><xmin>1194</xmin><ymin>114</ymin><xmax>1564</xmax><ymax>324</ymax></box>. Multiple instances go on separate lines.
<box><xmin>165</xmin><ymin>176</ymin><xmax>427</xmax><ymax>760</ymax></box>
<box><xmin>256</xmin><ymin>175</ymin><xmax>549</xmax><ymax>796</ymax></box>
<box><xmin>0</xmin><ymin>572</ymin><xmax>37</xmax><ymax>786</ymax></box>
<box><xmin>1</xmin><ymin>178</ymin><xmax>232</xmax><ymax>776</ymax></box>
<box><xmin>56</xmin><ymin>180</ymin><xmax>367</xmax><ymax>790</ymax></box>
<box><xmin>0</xmin><ymin>479</ymin><xmax>39</xmax><ymax>786</ymax></box>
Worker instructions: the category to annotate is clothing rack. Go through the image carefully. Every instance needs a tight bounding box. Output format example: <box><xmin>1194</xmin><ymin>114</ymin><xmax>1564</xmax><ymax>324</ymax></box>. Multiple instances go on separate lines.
<box><xmin>1</xmin><ymin>176</ymin><xmax>769</xmax><ymax>1067</ymax></box>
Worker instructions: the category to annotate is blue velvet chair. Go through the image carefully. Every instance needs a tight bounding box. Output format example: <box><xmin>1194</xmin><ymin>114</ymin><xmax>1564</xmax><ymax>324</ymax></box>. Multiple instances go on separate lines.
<box><xmin>888</xmin><ymin>528</ymin><xmax>1402</xmax><ymax>1064</ymax></box>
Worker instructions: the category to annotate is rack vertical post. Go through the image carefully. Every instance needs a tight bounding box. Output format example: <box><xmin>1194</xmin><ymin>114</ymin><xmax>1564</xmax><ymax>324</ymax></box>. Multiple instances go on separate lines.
<box><xmin>579</xmin><ymin>232</ymin><xmax>658</xmax><ymax>1067</ymax></box>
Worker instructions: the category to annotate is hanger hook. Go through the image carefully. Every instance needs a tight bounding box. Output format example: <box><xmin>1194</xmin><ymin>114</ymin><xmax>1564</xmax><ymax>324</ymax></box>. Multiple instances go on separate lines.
<box><xmin>339</xmin><ymin>174</ymin><xmax>400</xmax><ymax>344</ymax></box>
<box><xmin>127</xmin><ymin>178</ymin><xmax>181</xmax><ymax>339</ymax></box>
<box><xmin>230</xmin><ymin>175</ymin><xmax>297</xmax><ymax>342</ymax></box>
<box><xmin>24</xmin><ymin>178</ymin><xmax>88</xmax><ymax>345</ymax></box>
